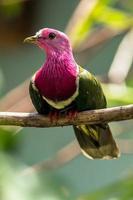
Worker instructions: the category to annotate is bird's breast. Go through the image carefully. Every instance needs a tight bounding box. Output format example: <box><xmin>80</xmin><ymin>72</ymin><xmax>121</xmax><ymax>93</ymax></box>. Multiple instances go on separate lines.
<box><xmin>34</xmin><ymin>66</ymin><xmax>78</xmax><ymax>102</ymax></box>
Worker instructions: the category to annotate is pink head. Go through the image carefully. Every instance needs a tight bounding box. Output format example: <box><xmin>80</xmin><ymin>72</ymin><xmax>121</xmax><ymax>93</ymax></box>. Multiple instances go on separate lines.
<box><xmin>24</xmin><ymin>28</ymin><xmax>78</xmax><ymax>101</ymax></box>
<box><xmin>24</xmin><ymin>28</ymin><xmax>72</xmax><ymax>55</ymax></box>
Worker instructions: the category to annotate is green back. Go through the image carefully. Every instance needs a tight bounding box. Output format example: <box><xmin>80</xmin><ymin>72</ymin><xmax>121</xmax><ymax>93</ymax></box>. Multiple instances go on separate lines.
<box><xmin>75</xmin><ymin>66</ymin><xmax>107</xmax><ymax>111</ymax></box>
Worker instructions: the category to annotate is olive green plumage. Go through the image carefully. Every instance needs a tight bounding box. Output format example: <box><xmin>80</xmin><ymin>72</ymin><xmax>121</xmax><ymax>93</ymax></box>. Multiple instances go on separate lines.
<box><xmin>29</xmin><ymin>66</ymin><xmax>119</xmax><ymax>159</ymax></box>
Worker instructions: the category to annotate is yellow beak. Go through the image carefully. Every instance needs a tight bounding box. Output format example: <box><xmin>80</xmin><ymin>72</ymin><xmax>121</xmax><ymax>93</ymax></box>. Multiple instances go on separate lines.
<box><xmin>24</xmin><ymin>35</ymin><xmax>38</xmax><ymax>44</ymax></box>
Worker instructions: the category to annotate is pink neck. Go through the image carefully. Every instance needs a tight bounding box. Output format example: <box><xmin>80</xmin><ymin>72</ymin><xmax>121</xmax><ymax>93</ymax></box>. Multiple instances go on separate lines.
<box><xmin>35</xmin><ymin>51</ymin><xmax>78</xmax><ymax>101</ymax></box>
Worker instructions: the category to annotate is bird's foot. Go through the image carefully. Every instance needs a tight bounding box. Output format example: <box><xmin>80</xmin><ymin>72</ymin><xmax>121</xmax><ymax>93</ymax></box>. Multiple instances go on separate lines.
<box><xmin>68</xmin><ymin>110</ymin><xmax>78</xmax><ymax>121</ymax></box>
<box><xmin>49</xmin><ymin>111</ymin><xmax>59</xmax><ymax>123</ymax></box>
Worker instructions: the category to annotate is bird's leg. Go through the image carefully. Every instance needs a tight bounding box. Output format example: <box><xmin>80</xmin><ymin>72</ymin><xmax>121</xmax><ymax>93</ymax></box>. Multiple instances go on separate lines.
<box><xmin>60</xmin><ymin>105</ymin><xmax>78</xmax><ymax>120</ymax></box>
<box><xmin>68</xmin><ymin>110</ymin><xmax>78</xmax><ymax>120</ymax></box>
<box><xmin>49</xmin><ymin>110</ymin><xmax>60</xmax><ymax>123</ymax></box>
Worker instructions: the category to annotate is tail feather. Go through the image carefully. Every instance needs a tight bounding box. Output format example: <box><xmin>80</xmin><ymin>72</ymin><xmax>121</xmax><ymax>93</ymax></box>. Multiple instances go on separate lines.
<box><xmin>73</xmin><ymin>124</ymin><xmax>120</xmax><ymax>159</ymax></box>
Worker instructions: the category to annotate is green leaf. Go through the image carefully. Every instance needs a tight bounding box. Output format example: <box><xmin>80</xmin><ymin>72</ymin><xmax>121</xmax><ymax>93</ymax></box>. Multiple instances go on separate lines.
<box><xmin>67</xmin><ymin>0</ymin><xmax>115</xmax><ymax>48</ymax></box>
<box><xmin>0</xmin><ymin>128</ymin><xmax>17</xmax><ymax>151</ymax></box>
<box><xmin>66</xmin><ymin>0</ymin><xmax>133</xmax><ymax>49</ymax></box>
<box><xmin>102</xmin><ymin>83</ymin><xmax>133</xmax><ymax>106</ymax></box>
<box><xmin>66</xmin><ymin>1</ymin><xmax>98</xmax><ymax>48</ymax></box>
<box><xmin>93</xmin><ymin>6</ymin><xmax>133</xmax><ymax>30</ymax></box>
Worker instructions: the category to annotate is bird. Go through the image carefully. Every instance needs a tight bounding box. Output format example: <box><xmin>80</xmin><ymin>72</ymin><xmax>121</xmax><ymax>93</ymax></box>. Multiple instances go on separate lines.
<box><xmin>24</xmin><ymin>28</ymin><xmax>120</xmax><ymax>159</ymax></box>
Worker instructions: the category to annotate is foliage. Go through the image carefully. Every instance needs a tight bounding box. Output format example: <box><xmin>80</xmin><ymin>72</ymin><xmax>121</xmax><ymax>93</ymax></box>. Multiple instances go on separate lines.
<box><xmin>103</xmin><ymin>84</ymin><xmax>133</xmax><ymax>106</ymax></box>
<box><xmin>0</xmin><ymin>128</ymin><xmax>17</xmax><ymax>151</ymax></box>
<box><xmin>66</xmin><ymin>0</ymin><xmax>133</xmax><ymax>48</ymax></box>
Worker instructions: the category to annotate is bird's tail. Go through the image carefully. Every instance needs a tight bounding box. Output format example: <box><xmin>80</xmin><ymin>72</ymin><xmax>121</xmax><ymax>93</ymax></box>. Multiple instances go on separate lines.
<box><xmin>73</xmin><ymin>124</ymin><xmax>120</xmax><ymax>159</ymax></box>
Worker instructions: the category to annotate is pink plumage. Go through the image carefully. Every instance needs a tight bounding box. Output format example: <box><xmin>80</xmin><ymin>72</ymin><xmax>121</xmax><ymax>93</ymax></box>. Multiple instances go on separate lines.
<box><xmin>34</xmin><ymin>28</ymin><xmax>78</xmax><ymax>101</ymax></box>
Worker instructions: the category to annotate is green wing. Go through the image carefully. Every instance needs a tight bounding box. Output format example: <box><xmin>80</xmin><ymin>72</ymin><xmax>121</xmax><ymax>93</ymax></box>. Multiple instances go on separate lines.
<box><xmin>74</xmin><ymin>66</ymin><xmax>119</xmax><ymax>159</ymax></box>
<box><xmin>76</xmin><ymin>66</ymin><xmax>107</xmax><ymax>111</ymax></box>
<box><xmin>29</xmin><ymin>79</ymin><xmax>52</xmax><ymax>114</ymax></box>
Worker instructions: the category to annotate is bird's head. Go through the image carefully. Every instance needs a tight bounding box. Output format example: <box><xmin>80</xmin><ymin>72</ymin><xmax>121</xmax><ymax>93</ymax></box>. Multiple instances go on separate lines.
<box><xmin>24</xmin><ymin>28</ymin><xmax>71</xmax><ymax>54</ymax></box>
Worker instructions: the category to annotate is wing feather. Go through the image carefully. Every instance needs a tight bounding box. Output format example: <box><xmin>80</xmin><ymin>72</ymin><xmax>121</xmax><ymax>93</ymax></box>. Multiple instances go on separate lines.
<box><xmin>29</xmin><ymin>79</ymin><xmax>51</xmax><ymax>114</ymax></box>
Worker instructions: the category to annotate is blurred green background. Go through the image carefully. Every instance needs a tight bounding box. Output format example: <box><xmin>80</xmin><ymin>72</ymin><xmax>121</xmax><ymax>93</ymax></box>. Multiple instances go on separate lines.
<box><xmin>0</xmin><ymin>0</ymin><xmax>133</xmax><ymax>199</ymax></box>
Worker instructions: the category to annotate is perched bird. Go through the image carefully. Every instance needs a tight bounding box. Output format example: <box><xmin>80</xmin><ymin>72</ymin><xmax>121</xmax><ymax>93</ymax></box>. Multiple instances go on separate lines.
<box><xmin>24</xmin><ymin>28</ymin><xmax>119</xmax><ymax>159</ymax></box>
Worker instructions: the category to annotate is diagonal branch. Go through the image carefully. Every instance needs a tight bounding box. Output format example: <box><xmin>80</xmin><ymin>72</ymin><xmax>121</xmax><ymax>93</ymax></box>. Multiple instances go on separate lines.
<box><xmin>21</xmin><ymin>140</ymin><xmax>80</xmax><ymax>176</ymax></box>
<box><xmin>108</xmin><ymin>28</ymin><xmax>133</xmax><ymax>84</ymax></box>
<box><xmin>0</xmin><ymin>104</ymin><xmax>132</xmax><ymax>127</ymax></box>
<box><xmin>21</xmin><ymin>138</ymin><xmax>133</xmax><ymax>175</ymax></box>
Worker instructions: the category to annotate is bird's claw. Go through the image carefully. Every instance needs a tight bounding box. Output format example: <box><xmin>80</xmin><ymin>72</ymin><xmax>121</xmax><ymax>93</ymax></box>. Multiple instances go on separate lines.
<box><xmin>49</xmin><ymin>111</ymin><xmax>59</xmax><ymax>123</ymax></box>
<box><xmin>68</xmin><ymin>110</ymin><xmax>78</xmax><ymax>120</ymax></box>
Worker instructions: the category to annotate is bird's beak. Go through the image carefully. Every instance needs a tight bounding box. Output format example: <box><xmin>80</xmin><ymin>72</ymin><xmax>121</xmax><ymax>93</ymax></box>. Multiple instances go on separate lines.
<box><xmin>24</xmin><ymin>35</ymin><xmax>38</xmax><ymax>44</ymax></box>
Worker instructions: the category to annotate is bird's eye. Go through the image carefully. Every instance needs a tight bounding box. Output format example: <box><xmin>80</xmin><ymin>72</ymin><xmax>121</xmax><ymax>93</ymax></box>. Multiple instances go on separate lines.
<box><xmin>48</xmin><ymin>32</ymin><xmax>56</xmax><ymax>40</ymax></box>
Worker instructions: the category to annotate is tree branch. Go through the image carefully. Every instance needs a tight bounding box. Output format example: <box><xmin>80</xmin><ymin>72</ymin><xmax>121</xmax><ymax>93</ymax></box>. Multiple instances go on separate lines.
<box><xmin>108</xmin><ymin>28</ymin><xmax>133</xmax><ymax>84</ymax></box>
<box><xmin>21</xmin><ymin>140</ymin><xmax>80</xmax><ymax>176</ymax></box>
<box><xmin>21</xmin><ymin>138</ymin><xmax>133</xmax><ymax>176</ymax></box>
<box><xmin>0</xmin><ymin>104</ymin><xmax>132</xmax><ymax>127</ymax></box>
